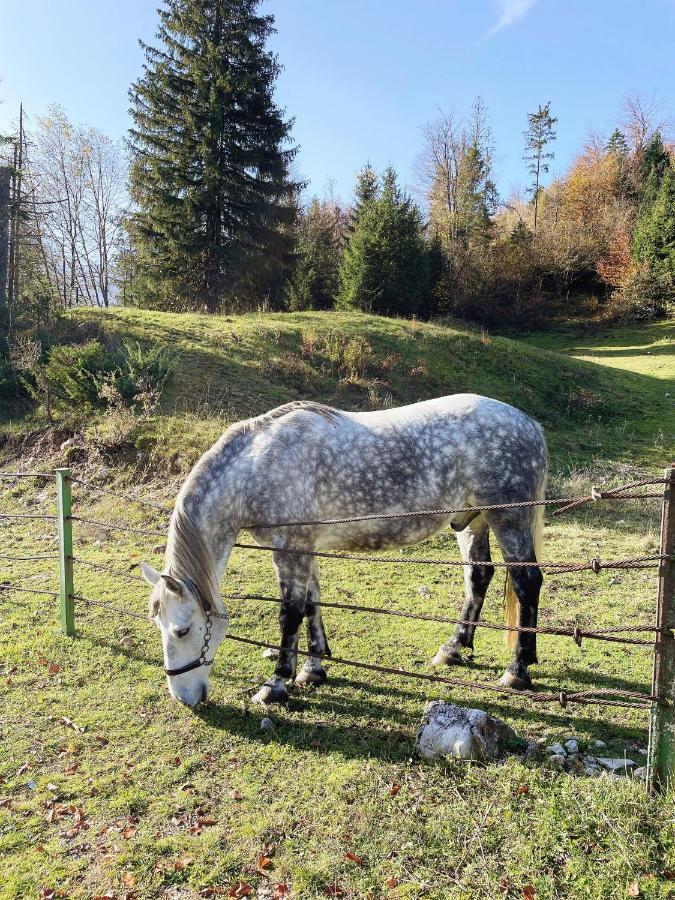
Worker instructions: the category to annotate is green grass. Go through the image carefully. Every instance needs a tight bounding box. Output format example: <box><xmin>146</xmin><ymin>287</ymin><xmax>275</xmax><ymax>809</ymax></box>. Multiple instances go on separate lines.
<box><xmin>1</xmin><ymin>311</ymin><xmax>674</xmax><ymax>899</ymax></box>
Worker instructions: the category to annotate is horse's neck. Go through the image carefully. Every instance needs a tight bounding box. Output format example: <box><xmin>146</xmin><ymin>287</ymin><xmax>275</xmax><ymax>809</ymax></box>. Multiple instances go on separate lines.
<box><xmin>174</xmin><ymin>488</ymin><xmax>237</xmax><ymax>585</ymax></box>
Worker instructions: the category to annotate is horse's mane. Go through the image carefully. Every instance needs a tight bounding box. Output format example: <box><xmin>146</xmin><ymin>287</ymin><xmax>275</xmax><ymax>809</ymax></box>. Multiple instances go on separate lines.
<box><xmin>152</xmin><ymin>505</ymin><xmax>220</xmax><ymax>615</ymax></box>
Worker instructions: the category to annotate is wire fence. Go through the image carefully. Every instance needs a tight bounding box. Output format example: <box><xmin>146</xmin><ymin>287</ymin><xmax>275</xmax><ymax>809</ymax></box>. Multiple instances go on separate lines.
<box><xmin>0</xmin><ymin>468</ymin><xmax>673</xmax><ymax>715</ymax></box>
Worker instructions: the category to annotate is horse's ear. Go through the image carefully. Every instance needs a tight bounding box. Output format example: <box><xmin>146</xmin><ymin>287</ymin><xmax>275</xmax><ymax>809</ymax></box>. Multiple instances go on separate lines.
<box><xmin>140</xmin><ymin>562</ymin><xmax>161</xmax><ymax>586</ymax></box>
<box><xmin>160</xmin><ymin>574</ymin><xmax>184</xmax><ymax>597</ymax></box>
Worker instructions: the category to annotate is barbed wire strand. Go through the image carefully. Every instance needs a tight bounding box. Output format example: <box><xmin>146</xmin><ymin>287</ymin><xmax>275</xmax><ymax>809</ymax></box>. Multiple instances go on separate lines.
<box><xmin>70</xmin><ymin>476</ymin><xmax>172</xmax><ymax>514</ymax></box>
<box><xmin>0</xmin><ymin>552</ymin><xmax>59</xmax><ymax>560</ymax></box>
<box><xmin>68</xmin><ymin>520</ymin><xmax>669</xmax><ymax>573</ymax></box>
<box><xmin>67</xmin><ymin>557</ymin><xmax>662</xmax><ymax>646</ymax></box>
<box><xmin>0</xmin><ymin>472</ymin><xmax>55</xmax><ymax>479</ymax></box>
<box><xmin>0</xmin><ymin>582</ymin><xmax>59</xmax><ymax>597</ymax></box>
<box><xmin>0</xmin><ymin>513</ymin><xmax>57</xmax><ymax>521</ymax></box>
<box><xmin>71</xmin><ymin>593</ymin><xmax>660</xmax><ymax>710</ymax></box>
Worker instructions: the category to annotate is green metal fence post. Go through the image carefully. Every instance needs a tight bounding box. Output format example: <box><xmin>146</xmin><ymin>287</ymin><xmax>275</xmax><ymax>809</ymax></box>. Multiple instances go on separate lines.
<box><xmin>647</xmin><ymin>464</ymin><xmax>675</xmax><ymax>793</ymax></box>
<box><xmin>56</xmin><ymin>467</ymin><xmax>75</xmax><ymax>636</ymax></box>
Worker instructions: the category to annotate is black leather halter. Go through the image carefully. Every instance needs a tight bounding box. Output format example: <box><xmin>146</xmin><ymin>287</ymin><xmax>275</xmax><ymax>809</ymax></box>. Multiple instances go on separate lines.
<box><xmin>163</xmin><ymin>576</ymin><xmax>217</xmax><ymax>678</ymax></box>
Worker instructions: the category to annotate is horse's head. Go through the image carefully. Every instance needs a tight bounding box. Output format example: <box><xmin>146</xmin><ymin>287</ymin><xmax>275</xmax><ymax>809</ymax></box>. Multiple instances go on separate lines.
<box><xmin>141</xmin><ymin>562</ymin><xmax>229</xmax><ymax>707</ymax></box>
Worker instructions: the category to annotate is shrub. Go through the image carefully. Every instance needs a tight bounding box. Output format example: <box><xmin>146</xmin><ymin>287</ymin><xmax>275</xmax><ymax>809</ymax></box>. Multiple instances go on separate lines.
<box><xmin>603</xmin><ymin>268</ymin><xmax>675</xmax><ymax>322</ymax></box>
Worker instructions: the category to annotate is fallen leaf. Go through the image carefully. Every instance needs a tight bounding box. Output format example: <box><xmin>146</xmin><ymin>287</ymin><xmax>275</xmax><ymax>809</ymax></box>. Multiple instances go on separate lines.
<box><xmin>389</xmin><ymin>782</ymin><xmax>401</xmax><ymax>797</ymax></box>
<box><xmin>522</xmin><ymin>886</ymin><xmax>536</xmax><ymax>900</ymax></box>
<box><xmin>173</xmin><ymin>857</ymin><xmax>194</xmax><ymax>871</ymax></box>
<box><xmin>498</xmin><ymin>879</ymin><xmax>510</xmax><ymax>894</ymax></box>
<box><xmin>48</xmin><ymin>663</ymin><xmax>60</xmax><ymax>675</ymax></box>
<box><xmin>123</xmin><ymin>872</ymin><xmax>137</xmax><ymax>888</ymax></box>
<box><xmin>229</xmin><ymin>790</ymin><xmax>243</xmax><ymax>801</ymax></box>
<box><xmin>385</xmin><ymin>876</ymin><xmax>399</xmax><ymax>889</ymax></box>
<box><xmin>94</xmin><ymin>735</ymin><xmax>109</xmax><ymax>746</ymax></box>
<box><xmin>199</xmin><ymin>889</ymin><xmax>226</xmax><ymax>898</ymax></box>
<box><xmin>345</xmin><ymin>851</ymin><xmax>365</xmax><ymax>866</ymax></box>
<box><xmin>64</xmin><ymin>762</ymin><xmax>79</xmax><ymax>775</ymax></box>
<box><xmin>228</xmin><ymin>883</ymin><xmax>252</xmax><ymax>897</ymax></box>
<box><xmin>324</xmin><ymin>886</ymin><xmax>345</xmax><ymax>898</ymax></box>
<box><xmin>257</xmin><ymin>855</ymin><xmax>273</xmax><ymax>870</ymax></box>
<box><xmin>173</xmin><ymin>756</ymin><xmax>181</xmax><ymax>766</ymax></box>
<box><xmin>121</xmin><ymin>825</ymin><xmax>137</xmax><ymax>839</ymax></box>
<box><xmin>197</xmin><ymin>816</ymin><xmax>218</xmax><ymax>827</ymax></box>
<box><xmin>517</xmin><ymin>785</ymin><xmax>529</xmax><ymax>795</ymax></box>
<box><xmin>273</xmin><ymin>885</ymin><xmax>289</xmax><ymax>898</ymax></box>
<box><xmin>627</xmin><ymin>884</ymin><xmax>640</xmax><ymax>898</ymax></box>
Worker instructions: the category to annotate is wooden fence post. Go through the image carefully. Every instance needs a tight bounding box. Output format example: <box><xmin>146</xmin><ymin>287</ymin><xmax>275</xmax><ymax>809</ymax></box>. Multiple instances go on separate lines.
<box><xmin>56</xmin><ymin>467</ymin><xmax>75</xmax><ymax>636</ymax></box>
<box><xmin>647</xmin><ymin>464</ymin><xmax>675</xmax><ymax>793</ymax></box>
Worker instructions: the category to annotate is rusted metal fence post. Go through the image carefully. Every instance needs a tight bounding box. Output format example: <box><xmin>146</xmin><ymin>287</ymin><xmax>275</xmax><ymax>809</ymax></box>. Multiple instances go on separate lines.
<box><xmin>647</xmin><ymin>464</ymin><xmax>675</xmax><ymax>793</ymax></box>
<box><xmin>56</xmin><ymin>467</ymin><xmax>75</xmax><ymax>636</ymax></box>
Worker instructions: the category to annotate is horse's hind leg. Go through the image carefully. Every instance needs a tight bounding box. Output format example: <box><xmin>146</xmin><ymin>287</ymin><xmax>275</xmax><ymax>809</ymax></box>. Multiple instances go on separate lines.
<box><xmin>488</xmin><ymin>514</ymin><xmax>542</xmax><ymax>690</ymax></box>
<box><xmin>296</xmin><ymin>562</ymin><xmax>332</xmax><ymax>687</ymax></box>
<box><xmin>252</xmin><ymin>550</ymin><xmax>311</xmax><ymax>706</ymax></box>
<box><xmin>432</xmin><ymin>517</ymin><xmax>494</xmax><ymax>667</ymax></box>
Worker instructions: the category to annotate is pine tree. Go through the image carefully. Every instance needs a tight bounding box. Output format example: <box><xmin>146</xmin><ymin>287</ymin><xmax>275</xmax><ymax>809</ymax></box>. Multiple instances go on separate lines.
<box><xmin>349</xmin><ymin>163</ymin><xmax>379</xmax><ymax>231</ymax></box>
<box><xmin>128</xmin><ymin>0</ymin><xmax>301</xmax><ymax>312</ymax></box>
<box><xmin>523</xmin><ymin>102</ymin><xmax>557</xmax><ymax>234</ymax></box>
<box><xmin>286</xmin><ymin>198</ymin><xmax>346</xmax><ymax>310</ymax></box>
<box><xmin>633</xmin><ymin>164</ymin><xmax>675</xmax><ymax>276</ymax></box>
<box><xmin>605</xmin><ymin>129</ymin><xmax>629</xmax><ymax>157</ymax></box>
<box><xmin>338</xmin><ymin>166</ymin><xmax>429</xmax><ymax>317</ymax></box>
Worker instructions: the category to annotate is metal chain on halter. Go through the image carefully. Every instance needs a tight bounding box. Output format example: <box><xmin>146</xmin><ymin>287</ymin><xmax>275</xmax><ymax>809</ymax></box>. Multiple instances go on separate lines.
<box><xmin>199</xmin><ymin>609</ymin><xmax>215</xmax><ymax>668</ymax></box>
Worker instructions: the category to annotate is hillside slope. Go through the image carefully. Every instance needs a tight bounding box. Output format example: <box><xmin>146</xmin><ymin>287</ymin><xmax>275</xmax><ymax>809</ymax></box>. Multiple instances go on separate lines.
<box><xmin>4</xmin><ymin>309</ymin><xmax>672</xmax><ymax>473</ymax></box>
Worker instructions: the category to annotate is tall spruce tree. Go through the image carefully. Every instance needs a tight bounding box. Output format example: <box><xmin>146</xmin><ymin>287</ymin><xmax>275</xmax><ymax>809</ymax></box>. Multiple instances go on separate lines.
<box><xmin>128</xmin><ymin>0</ymin><xmax>300</xmax><ymax>312</ymax></box>
<box><xmin>633</xmin><ymin>164</ymin><xmax>675</xmax><ymax>276</ymax></box>
<box><xmin>338</xmin><ymin>166</ymin><xmax>429</xmax><ymax>317</ymax></box>
<box><xmin>523</xmin><ymin>102</ymin><xmax>557</xmax><ymax>234</ymax></box>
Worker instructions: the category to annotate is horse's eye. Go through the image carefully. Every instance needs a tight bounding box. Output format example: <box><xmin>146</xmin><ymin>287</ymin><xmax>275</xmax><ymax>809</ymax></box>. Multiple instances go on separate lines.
<box><xmin>176</xmin><ymin>627</ymin><xmax>190</xmax><ymax>638</ymax></box>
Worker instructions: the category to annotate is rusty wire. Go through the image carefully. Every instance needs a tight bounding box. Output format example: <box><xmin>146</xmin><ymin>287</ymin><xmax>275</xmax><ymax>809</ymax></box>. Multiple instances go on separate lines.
<box><xmin>68</xmin><ymin>557</ymin><xmax>666</xmax><ymax>647</ymax></box>
<box><xmin>0</xmin><ymin>552</ymin><xmax>59</xmax><ymax>561</ymax></box>
<box><xmin>553</xmin><ymin>477</ymin><xmax>673</xmax><ymax>517</ymax></box>
<box><xmin>68</xmin><ymin>517</ymin><xmax>669</xmax><ymax>574</ymax></box>
<box><xmin>70</xmin><ymin>476</ymin><xmax>171</xmax><ymax>514</ymax></box>
<box><xmin>0</xmin><ymin>581</ymin><xmax>59</xmax><ymax>597</ymax></box>
<box><xmin>0</xmin><ymin>472</ymin><xmax>55</xmax><ymax>479</ymax></box>
<box><xmin>71</xmin><ymin>592</ymin><xmax>662</xmax><ymax>710</ymax></box>
<box><xmin>0</xmin><ymin>513</ymin><xmax>57</xmax><ymax>521</ymax></box>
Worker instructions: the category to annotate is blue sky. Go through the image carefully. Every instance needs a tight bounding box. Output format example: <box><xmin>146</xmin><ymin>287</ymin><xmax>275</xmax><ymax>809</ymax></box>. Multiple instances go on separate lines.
<box><xmin>1</xmin><ymin>0</ymin><xmax>674</xmax><ymax>204</ymax></box>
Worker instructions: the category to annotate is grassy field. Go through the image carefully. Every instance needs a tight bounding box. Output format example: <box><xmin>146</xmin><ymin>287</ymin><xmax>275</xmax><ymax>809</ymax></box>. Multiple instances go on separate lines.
<box><xmin>1</xmin><ymin>311</ymin><xmax>674</xmax><ymax>899</ymax></box>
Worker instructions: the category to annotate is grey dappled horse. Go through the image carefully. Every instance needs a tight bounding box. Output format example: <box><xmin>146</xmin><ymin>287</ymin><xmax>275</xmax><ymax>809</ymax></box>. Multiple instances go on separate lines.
<box><xmin>141</xmin><ymin>396</ymin><xmax>548</xmax><ymax>707</ymax></box>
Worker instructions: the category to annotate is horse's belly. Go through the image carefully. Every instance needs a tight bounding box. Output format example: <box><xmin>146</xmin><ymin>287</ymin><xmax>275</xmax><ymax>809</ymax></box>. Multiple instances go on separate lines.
<box><xmin>314</xmin><ymin>514</ymin><xmax>453</xmax><ymax>552</ymax></box>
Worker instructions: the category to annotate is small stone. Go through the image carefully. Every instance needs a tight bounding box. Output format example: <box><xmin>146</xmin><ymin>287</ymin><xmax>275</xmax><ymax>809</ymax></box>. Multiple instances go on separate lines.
<box><xmin>608</xmin><ymin>577</ymin><xmax>620</xmax><ymax>586</ymax></box>
<box><xmin>549</xmin><ymin>754</ymin><xmax>566</xmax><ymax>768</ymax></box>
<box><xmin>262</xmin><ymin>647</ymin><xmax>279</xmax><ymax>659</ymax></box>
<box><xmin>418</xmin><ymin>585</ymin><xmax>431</xmax><ymax>597</ymax></box>
<box><xmin>119</xmin><ymin>636</ymin><xmax>133</xmax><ymax>649</ymax></box>
<box><xmin>152</xmin><ymin>544</ymin><xmax>167</xmax><ymax>555</ymax></box>
<box><xmin>60</xmin><ymin>438</ymin><xmax>75</xmax><ymax>450</ymax></box>
<box><xmin>564</xmin><ymin>739</ymin><xmax>579</xmax><ymax>754</ymax></box>
<box><xmin>584</xmin><ymin>766</ymin><xmax>601</xmax><ymax>777</ymax></box>
<box><xmin>637</xmin><ymin>747</ymin><xmax>648</xmax><ymax>756</ymax></box>
<box><xmin>26</xmin><ymin>779</ymin><xmax>37</xmax><ymax>790</ymax></box>
<box><xmin>596</xmin><ymin>757</ymin><xmax>635</xmax><ymax>772</ymax></box>
<box><xmin>94</xmin><ymin>529</ymin><xmax>109</xmax><ymax>544</ymax></box>
<box><xmin>546</xmin><ymin>742</ymin><xmax>567</xmax><ymax>756</ymax></box>
<box><xmin>525</xmin><ymin>741</ymin><xmax>539</xmax><ymax>759</ymax></box>
<box><xmin>260</xmin><ymin>717</ymin><xmax>275</xmax><ymax>733</ymax></box>
<box><xmin>95</xmin><ymin>467</ymin><xmax>110</xmax><ymax>481</ymax></box>
<box><xmin>632</xmin><ymin>766</ymin><xmax>647</xmax><ymax>780</ymax></box>
<box><xmin>593</xmin><ymin>740</ymin><xmax>607</xmax><ymax>749</ymax></box>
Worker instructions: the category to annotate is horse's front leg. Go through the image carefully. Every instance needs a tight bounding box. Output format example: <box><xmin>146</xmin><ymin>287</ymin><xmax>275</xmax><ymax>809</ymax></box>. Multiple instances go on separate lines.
<box><xmin>296</xmin><ymin>565</ymin><xmax>331</xmax><ymax>686</ymax></box>
<box><xmin>252</xmin><ymin>552</ymin><xmax>310</xmax><ymax>706</ymax></box>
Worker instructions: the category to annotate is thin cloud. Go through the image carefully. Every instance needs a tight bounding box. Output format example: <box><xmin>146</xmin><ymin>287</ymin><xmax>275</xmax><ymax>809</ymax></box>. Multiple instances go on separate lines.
<box><xmin>483</xmin><ymin>0</ymin><xmax>537</xmax><ymax>40</ymax></box>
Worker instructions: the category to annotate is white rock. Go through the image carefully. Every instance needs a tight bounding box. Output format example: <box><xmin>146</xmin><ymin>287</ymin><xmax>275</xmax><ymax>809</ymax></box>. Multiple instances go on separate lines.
<box><xmin>596</xmin><ymin>757</ymin><xmax>635</xmax><ymax>772</ymax></box>
<box><xmin>60</xmin><ymin>438</ymin><xmax>75</xmax><ymax>450</ymax></box>
<box><xmin>593</xmin><ymin>740</ymin><xmax>607</xmax><ymax>749</ymax></box>
<box><xmin>262</xmin><ymin>647</ymin><xmax>279</xmax><ymax>659</ymax></box>
<box><xmin>546</xmin><ymin>742</ymin><xmax>567</xmax><ymax>756</ymax></box>
<box><xmin>633</xmin><ymin>766</ymin><xmax>647</xmax><ymax>780</ymax></box>
<box><xmin>259</xmin><ymin>717</ymin><xmax>275</xmax><ymax>732</ymax></box>
<box><xmin>564</xmin><ymin>739</ymin><xmax>579</xmax><ymax>754</ymax></box>
<box><xmin>549</xmin><ymin>754</ymin><xmax>566</xmax><ymax>768</ymax></box>
<box><xmin>415</xmin><ymin>701</ymin><xmax>516</xmax><ymax>762</ymax></box>
<box><xmin>637</xmin><ymin>747</ymin><xmax>648</xmax><ymax>756</ymax></box>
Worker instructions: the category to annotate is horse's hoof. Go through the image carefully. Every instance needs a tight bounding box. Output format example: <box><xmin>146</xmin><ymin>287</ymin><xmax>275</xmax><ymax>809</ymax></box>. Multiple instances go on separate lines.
<box><xmin>432</xmin><ymin>647</ymin><xmax>463</xmax><ymax>667</ymax></box>
<box><xmin>251</xmin><ymin>682</ymin><xmax>289</xmax><ymax>706</ymax></box>
<box><xmin>296</xmin><ymin>663</ymin><xmax>328</xmax><ymax>686</ymax></box>
<box><xmin>498</xmin><ymin>670</ymin><xmax>532</xmax><ymax>691</ymax></box>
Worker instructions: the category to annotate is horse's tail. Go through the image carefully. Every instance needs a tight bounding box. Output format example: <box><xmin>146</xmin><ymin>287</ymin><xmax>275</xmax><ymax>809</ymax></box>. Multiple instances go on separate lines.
<box><xmin>503</xmin><ymin>476</ymin><xmax>546</xmax><ymax>648</ymax></box>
